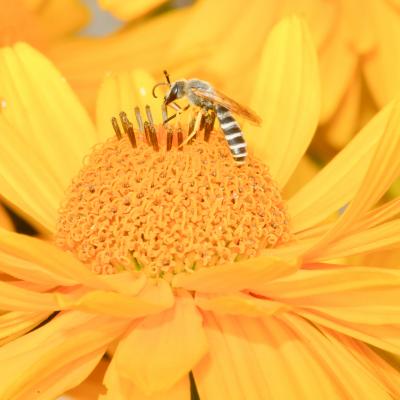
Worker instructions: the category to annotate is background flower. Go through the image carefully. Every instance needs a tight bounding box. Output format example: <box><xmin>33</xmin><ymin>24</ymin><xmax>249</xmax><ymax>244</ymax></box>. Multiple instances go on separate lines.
<box><xmin>47</xmin><ymin>1</ymin><xmax>400</xmax><ymax>128</ymax></box>
<box><xmin>0</xmin><ymin>0</ymin><xmax>89</xmax><ymax>47</ymax></box>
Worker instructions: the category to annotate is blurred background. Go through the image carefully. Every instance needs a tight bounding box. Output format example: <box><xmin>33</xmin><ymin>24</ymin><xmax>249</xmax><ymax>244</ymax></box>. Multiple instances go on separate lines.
<box><xmin>1</xmin><ymin>0</ymin><xmax>399</xmax><ymax>236</ymax></box>
<box><xmin>81</xmin><ymin>0</ymin><xmax>194</xmax><ymax>36</ymax></box>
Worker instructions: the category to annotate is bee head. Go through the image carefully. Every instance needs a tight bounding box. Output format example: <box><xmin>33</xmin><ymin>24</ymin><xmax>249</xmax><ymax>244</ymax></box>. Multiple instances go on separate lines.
<box><xmin>164</xmin><ymin>80</ymin><xmax>186</xmax><ymax>105</ymax></box>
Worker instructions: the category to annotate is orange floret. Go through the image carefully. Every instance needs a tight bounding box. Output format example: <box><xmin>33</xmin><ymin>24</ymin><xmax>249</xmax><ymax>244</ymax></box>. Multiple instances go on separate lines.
<box><xmin>55</xmin><ymin>126</ymin><xmax>291</xmax><ymax>279</ymax></box>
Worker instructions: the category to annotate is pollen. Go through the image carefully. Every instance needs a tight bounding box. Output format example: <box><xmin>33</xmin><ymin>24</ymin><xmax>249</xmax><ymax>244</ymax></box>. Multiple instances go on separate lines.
<box><xmin>54</xmin><ymin>115</ymin><xmax>291</xmax><ymax>280</ymax></box>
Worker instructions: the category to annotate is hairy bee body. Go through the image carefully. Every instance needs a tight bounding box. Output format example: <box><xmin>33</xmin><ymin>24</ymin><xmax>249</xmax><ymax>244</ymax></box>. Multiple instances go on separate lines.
<box><xmin>165</xmin><ymin>79</ymin><xmax>247</xmax><ymax>165</ymax></box>
<box><xmin>159</xmin><ymin>76</ymin><xmax>260</xmax><ymax>165</ymax></box>
<box><xmin>185</xmin><ymin>79</ymin><xmax>215</xmax><ymax>109</ymax></box>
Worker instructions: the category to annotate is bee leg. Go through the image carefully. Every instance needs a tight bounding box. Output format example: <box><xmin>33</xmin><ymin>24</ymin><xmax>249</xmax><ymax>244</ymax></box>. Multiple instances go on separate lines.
<box><xmin>203</xmin><ymin>110</ymin><xmax>216</xmax><ymax>142</ymax></box>
<box><xmin>162</xmin><ymin>102</ymin><xmax>181</xmax><ymax>124</ymax></box>
<box><xmin>163</xmin><ymin>113</ymin><xmax>178</xmax><ymax>125</ymax></box>
<box><xmin>179</xmin><ymin>110</ymin><xmax>203</xmax><ymax>147</ymax></box>
<box><xmin>163</xmin><ymin>104</ymin><xmax>190</xmax><ymax>125</ymax></box>
<box><xmin>170</xmin><ymin>102</ymin><xmax>182</xmax><ymax>112</ymax></box>
<box><xmin>188</xmin><ymin>112</ymin><xmax>206</xmax><ymax>144</ymax></box>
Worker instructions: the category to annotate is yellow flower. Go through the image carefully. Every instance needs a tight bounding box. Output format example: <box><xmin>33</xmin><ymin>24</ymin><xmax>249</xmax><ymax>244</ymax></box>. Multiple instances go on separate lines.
<box><xmin>1</xmin><ymin>17</ymin><xmax>400</xmax><ymax>399</ymax></box>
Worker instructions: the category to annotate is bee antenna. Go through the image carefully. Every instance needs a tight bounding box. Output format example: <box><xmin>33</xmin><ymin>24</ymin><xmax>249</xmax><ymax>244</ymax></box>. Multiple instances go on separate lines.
<box><xmin>163</xmin><ymin>70</ymin><xmax>171</xmax><ymax>85</ymax></box>
<box><xmin>152</xmin><ymin>82</ymin><xmax>169</xmax><ymax>98</ymax></box>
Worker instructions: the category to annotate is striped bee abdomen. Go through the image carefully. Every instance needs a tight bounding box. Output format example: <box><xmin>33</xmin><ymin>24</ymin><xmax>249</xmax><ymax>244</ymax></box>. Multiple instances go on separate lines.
<box><xmin>216</xmin><ymin>105</ymin><xmax>247</xmax><ymax>165</ymax></box>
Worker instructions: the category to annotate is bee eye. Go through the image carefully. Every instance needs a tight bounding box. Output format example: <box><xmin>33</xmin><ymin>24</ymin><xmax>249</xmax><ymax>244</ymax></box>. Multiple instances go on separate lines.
<box><xmin>165</xmin><ymin>85</ymin><xmax>179</xmax><ymax>105</ymax></box>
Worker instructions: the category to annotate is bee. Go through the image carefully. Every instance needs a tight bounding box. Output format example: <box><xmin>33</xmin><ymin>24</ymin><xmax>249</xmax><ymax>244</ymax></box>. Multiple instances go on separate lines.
<box><xmin>153</xmin><ymin>71</ymin><xmax>261</xmax><ymax>165</ymax></box>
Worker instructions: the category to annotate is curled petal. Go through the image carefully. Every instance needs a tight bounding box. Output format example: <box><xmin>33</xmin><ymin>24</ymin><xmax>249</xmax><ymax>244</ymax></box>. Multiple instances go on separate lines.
<box><xmin>58</xmin><ymin>279</ymin><xmax>174</xmax><ymax>319</ymax></box>
<box><xmin>114</xmin><ymin>291</ymin><xmax>207</xmax><ymax>395</ymax></box>
<box><xmin>195</xmin><ymin>292</ymin><xmax>290</xmax><ymax>318</ymax></box>
<box><xmin>172</xmin><ymin>256</ymin><xmax>298</xmax><ymax>293</ymax></box>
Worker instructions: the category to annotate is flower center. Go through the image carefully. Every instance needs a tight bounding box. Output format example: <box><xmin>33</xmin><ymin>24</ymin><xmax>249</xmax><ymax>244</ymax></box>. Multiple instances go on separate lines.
<box><xmin>54</xmin><ymin>109</ymin><xmax>291</xmax><ymax>280</ymax></box>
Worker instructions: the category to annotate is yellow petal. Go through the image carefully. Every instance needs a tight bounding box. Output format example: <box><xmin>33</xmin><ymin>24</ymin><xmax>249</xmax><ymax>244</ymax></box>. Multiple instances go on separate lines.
<box><xmin>350</xmin><ymin>248</ymin><xmax>400</xmax><ymax>269</ymax></box>
<box><xmin>194</xmin><ymin>313</ymin><xmax>297</xmax><ymax>399</ymax></box>
<box><xmin>318</xmin><ymin>11</ymin><xmax>357</xmax><ymax>123</ymax></box>
<box><xmin>65</xmin><ymin>358</ymin><xmax>109</xmax><ymax>400</ymax></box>
<box><xmin>0</xmin><ymin>229</ymin><xmax>115</xmax><ymax>290</ymax></box>
<box><xmin>307</xmin><ymin>99</ymin><xmax>400</xmax><ymax>258</ymax></box>
<box><xmin>342</xmin><ymin>0</ymin><xmax>376</xmax><ymax>54</ymax></box>
<box><xmin>294</xmin><ymin>222</ymin><xmax>331</xmax><ymax>241</ymax></box>
<box><xmin>60</xmin><ymin>279</ymin><xmax>174</xmax><ymax>319</ymax></box>
<box><xmin>101</xmin><ymin>356</ymin><xmax>190</xmax><ymax>400</ymax></box>
<box><xmin>129</xmin><ymin>376</ymin><xmax>190</xmax><ymax>400</ymax></box>
<box><xmin>0</xmin><ymin>280</ymin><xmax>58</xmax><ymax>311</ymax></box>
<box><xmin>253</xmin><ymin>266</ymin><xmax>400</xmax><ymax>353</ymax></box>
<box><xmin>351</xmin><ymin>197</ymin><xmax>400</xmax><ymax>233</ymax></box>
<box><xmin>281</xmin><ymin>313</ymin><xmax>399</xmax><ymax>398</ymax></box>
<box><xmin>390</xmin><ymin>177</ymin><xmax>400</xmax><ymax>198</ymax></box>
<box><xmin>266</xmin><ymin>237</ymin><xmax>318</xmax><ymax>259</ymax></box>
<box><xmin>0</xmin><ymin>311</ymin><xmax>50</xmax><ymax>345</ymax></box>
<box><xmin>0</xmin><ymin>311</ymin><xmax>129</xmax><ymax>399</ymax></box>
<box><xmin>254</xmin><ymin>266</ymin><xmax>400</xmax><ymax>320</ymax></box>
<box><xmin>0</xmin><ymin>43</ymin><xmax>97</xmax><ymax>232</ymax></box>
<box><xmin>245</xmin><ymin>16</ymin><xmax>320</xmax><ymax>188</ymax></box>
<box><xmin>363</xmin><ymin>0</ymin><xmax>400</xmax><ymax>107</ymax></box>
<box><xmin>101</xmin><ymin>356</ymin><xmax>132</xmax><ymax>399</ymax></box>
<box><xmin>96</xmin><ymin>69</ymin><xmax>160</xmax><ymax>141</ymax></box>
<box><xmin>0</xmin><ymin>243</ymin><xmax>72</xmax><ymax>287</ymax></box>
<box><xmin>316</xmin><ymin>218</ymin><xmax>400</xmax><ymax>260</ymax></box>
<box><xmin>0</xmin><ymin>118</ymin><xmax>61</xmax><ymax>233</ymax></box>
<box><xmin>299</xmin><ymin>309</ymin><xmax>400</xmax><ymax>356</ymax></box>
<box><xmin>98</xmin><ymin>271</ymin><xmax>147</xmax><ymax>296</ymax></box>
<box><xmin>172</xmin><ymin>256</ymin><xmax>298</xmax><ymax>293</ymax></box>
<box><xmin>322</xmin><ymin>73</ymin><xmax>361</xmax><ymax>150</ymax></box>
<box><xmin>288</xmin><ymin>100</ymin><xmax>394</xmax><ymax>233</ymax></box>
<box><xmin>0</xmin><ymin>204</ymin><xmax>13</xmax><ymax>230</ymax></box>
<box><xmin>327</xmin><ymin>329</ymin><xmax>400</xmax><ymax>398</ymax></box>
<box><xmin>282</xmin><ymin>155</ymin><xmax>319</xmax><ymax>200</ymax></box>
<box><xmin>7</xmin><ymin>279</ymin><xmax>55</xmax><ymax>292</ymax></box>
<box><xmin>195</xmin><ymin>292</ymin><xmax>290</xmax><ymax>318</ymax></box>
<box><xmin>98</xmin><ymin>0</ymin><xmax>167</xmax><ymax>21</ymax></box>
<box><xmin>194</xmin><ymin>312</ymin><xmax>393</xmax><ymax>399</ymax></box>
<box><xmin>35</xmin><ymin>0</ymin><xmax>89</xmax><ymax>39</ymax></box>
<box><xmin>278</xmin><ymin>0</ymin><xmax>337</xmax><ymax>50</ymax></box>
<box><xmin>115</xmin><ymin>291</ymin><xmax>207</xmax><ymax>395</ymax></box>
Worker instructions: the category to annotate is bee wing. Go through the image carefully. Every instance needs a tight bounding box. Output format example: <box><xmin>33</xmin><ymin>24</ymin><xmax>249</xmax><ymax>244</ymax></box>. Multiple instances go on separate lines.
<box><xmin>191</xmin><ymin>87</ymin><xmax>262</xmax><ymax>126</ymax></box>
